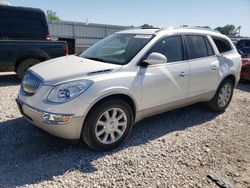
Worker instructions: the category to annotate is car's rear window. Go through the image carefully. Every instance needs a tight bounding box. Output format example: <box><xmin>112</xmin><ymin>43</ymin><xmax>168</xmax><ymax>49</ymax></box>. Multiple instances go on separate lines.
<box><xmin>212</xmin><ymin>37</ymin><xmax>232</xmax><ymax>54</ymax></box>
<box><xmin>0</xmin><ymin>16</ymin><xmax>46</xmax><ymax>39</ymax></box>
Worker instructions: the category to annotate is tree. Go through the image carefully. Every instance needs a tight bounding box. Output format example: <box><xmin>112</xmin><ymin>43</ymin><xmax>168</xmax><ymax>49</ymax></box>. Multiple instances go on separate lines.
<box><xmin>46</xmin><ymin>10</ymin><xmax>60</xmax><ymax>21</ymax></box>
<box><xmin>141</xmin><ymin>24</ymin><xmax>158</xmax><ymax>29</ymax></box>
<box><xmin>214</xmin><ymin>25</ymin><xmax>236</xmax><ymax>36</ymax></box>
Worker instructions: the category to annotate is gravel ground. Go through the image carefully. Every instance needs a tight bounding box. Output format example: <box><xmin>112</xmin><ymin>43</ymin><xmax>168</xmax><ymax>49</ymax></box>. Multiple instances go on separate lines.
<box><xmin>0</xmin><ymin>72</ymin><xmax>249</xmax><ymax>188</ymax></box>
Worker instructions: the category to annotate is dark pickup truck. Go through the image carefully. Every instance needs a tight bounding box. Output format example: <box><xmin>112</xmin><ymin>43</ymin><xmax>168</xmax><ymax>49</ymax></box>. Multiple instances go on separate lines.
<box><xmin>0</xmin><ymin>5</ymin><xmax>68</xmax><ymax>78</ymax></box>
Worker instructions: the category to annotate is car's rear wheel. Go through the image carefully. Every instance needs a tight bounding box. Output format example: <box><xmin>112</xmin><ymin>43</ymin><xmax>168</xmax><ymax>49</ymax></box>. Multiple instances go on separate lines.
<box><xmin>82</xmin><ymin>98</ymin><xmax>134</xmax><ymax>151</ymax></box>
<box><xmin>17</xmin><ymin>58</ymin><xmax>41</xmax><ymax>79</ymax></box>
<box><xmin>207</xmin><ymin>78</ymin><xmax>234</xmax><ymax>112</ymax></box>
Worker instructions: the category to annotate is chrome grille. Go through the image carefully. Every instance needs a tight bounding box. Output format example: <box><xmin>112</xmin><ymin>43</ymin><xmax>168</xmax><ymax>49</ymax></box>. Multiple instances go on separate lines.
<box><xmin>21</xmin><ymin>71</ymin><xmax>42</xmax><ymax>95</ymax></box>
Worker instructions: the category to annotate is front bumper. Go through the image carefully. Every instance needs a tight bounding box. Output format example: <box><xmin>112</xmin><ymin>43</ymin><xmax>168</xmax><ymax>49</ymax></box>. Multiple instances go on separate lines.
<box><xmin>16</xmin><ymin>99</ymin><xmax>85</xmax><ymax>140</ymax></box>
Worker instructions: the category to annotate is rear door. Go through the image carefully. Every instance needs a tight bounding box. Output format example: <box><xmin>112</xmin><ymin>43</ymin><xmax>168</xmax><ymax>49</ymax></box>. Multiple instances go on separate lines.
<box><xmin>185</xmin><ymin>35</ymin><xmax>220</xmax><ymax>97</ymax></box>
<box><xmin>140</xmin><ymin>35</ymin><xmax>190</xmax><ymax>110</ymax></box>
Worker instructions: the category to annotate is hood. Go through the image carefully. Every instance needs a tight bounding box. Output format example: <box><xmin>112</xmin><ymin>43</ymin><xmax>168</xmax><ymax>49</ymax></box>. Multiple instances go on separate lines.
<box><xmin>30</xmin><ymin>55</ymin><xmax>122</xmax><ymax>85</ymax></box>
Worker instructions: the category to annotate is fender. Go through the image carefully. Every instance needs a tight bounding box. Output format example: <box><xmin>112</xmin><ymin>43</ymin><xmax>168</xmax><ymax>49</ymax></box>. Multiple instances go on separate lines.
<box><xmin>84</xmin><ymin>88</ymin><xmax>139</xmax><ymax>118</ymax></box>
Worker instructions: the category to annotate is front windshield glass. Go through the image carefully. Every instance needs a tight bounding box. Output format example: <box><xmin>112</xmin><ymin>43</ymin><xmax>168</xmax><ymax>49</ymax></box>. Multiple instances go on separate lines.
<box><xmin>80</xmin><ymin>33</ymin><xmax>153</xmax><ymax>65</ymax></box>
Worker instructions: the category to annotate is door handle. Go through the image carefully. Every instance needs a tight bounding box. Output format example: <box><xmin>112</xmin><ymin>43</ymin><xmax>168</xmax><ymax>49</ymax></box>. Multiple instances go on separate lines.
<box><xmin>212</xmin><ymin>65</ymin><xmax>219</xmax><ymax>70</ymax></box>
<box><xmin>179</xmin><ymin>72</ymin><xmax>188</xmax><ymax>77</ymax></box>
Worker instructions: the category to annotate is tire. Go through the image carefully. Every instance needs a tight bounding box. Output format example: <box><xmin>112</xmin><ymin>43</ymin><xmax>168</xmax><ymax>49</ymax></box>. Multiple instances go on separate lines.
<box><xmin>82</xmin><ymin>98</ymin><xmax>134</xmax><ymax>151</ymax></box>
<box><xmin>17</xmin><ymin>58</ymin><xmax>41</xmax><ymax>79</ymax></box>
<box><xmin>207</xmin><ymin>78</ymin><xmax>234</xmax><ymax>112</ymax></box>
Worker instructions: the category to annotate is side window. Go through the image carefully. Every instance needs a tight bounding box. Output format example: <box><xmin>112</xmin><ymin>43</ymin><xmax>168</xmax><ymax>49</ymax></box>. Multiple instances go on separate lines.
<box><xmin>212</xmin><ymin>37</ymin><xmax>232</xmax><ymax>53</ymax></box>
<box><xmin>204</xmin><ymin>37</ymin><xmax>214</xmax><ymax>56</ymax></box>
<box><xmin>185</xmin><ymin>35</ymin><xmax>208</xmax><ymax>59</ymax></box>
<box><xmin>149</xmin><ymin>35</ymin><xmax>184</xmax><ymax>63</ymax></box>
<box><xmin>0</xmin><ymin>16</ymin><xmax>45</xmax><ymax>39</ymax></box>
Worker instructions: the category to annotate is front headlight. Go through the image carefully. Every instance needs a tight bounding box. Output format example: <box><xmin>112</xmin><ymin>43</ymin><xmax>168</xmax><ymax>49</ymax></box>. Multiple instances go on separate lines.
<box><xmin>47</xmin><ymin>80</ymin><xmax>93</xmax><ymax>103</ymax></box>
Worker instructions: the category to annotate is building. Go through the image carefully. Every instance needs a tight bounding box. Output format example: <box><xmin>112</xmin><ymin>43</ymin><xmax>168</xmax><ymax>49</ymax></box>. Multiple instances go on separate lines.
<box><xmin>48</xmin><ymin>20</ymin><xmax>130</xmax><ymax>53</ymax></box>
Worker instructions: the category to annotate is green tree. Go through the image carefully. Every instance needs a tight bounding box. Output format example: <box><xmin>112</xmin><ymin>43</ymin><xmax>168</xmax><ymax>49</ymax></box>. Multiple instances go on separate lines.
<box><xmin>141</xmin><ymin>24</ymin><xmax>157</xmax><ymax>29</ymax></box>
<box><xmin>46</xmin><ymin>10</ymin><xmax>60</xmax><ymax>21</ymax></box>
<box><xmin>214</xmin><ymin>25</ymin><xmax>236</xmax><ymax>36</ymax></box>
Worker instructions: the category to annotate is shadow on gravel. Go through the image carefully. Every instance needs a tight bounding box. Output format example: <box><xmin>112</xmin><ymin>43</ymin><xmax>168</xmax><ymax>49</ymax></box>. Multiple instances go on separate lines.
<box><xmin>0</xmin><ymin>103</ymin><xmax>219</xmax><ymax>187</ymax></box>
<box><xmin>0</xmin><ymin>73</ymin><xmax>21</xmax><ymax>87</ymax></box>
<box><xmin>237</xmin><ymin>82</ymin><xmax>250</xmax><ymax>92</ymax></box>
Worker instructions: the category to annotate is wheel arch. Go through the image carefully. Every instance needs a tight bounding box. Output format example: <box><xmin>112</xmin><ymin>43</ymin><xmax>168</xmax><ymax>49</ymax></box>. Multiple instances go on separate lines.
<box><xmin>84</xmin><ymin>93</ymin><xmax>137</xmax><ymax>124</ymax></box>
<box><xmin>222</xmin><ymin>74</ymin><xmax>236</xmax><ymax>87</ymax></box>
<box><xmin>14</xmin><ymin>50</ymin><xmax>50</xmax><ymax>72</ymax></box>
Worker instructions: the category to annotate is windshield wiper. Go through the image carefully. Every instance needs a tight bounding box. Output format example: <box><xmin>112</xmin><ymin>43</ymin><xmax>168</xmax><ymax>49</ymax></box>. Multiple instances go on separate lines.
<box><xmin>84</xmin><ymin>56</ymin><xmax>108</xmax><ymax>63</ymax></box>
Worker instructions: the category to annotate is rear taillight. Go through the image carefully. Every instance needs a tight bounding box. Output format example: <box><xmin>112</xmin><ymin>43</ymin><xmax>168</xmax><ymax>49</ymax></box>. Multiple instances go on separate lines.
<box><xmin>66</xmin><ymin>45</ymin><xmax>69</xmax><ymax>56</ymax></box>
<box><xmin>46</xmin><ymin>34</ymin><xmax>51</xmax><ymax>40</ymax></box>
<box><xmin>242</xmin><ymin>58</ymin><xmax>250</xmax><ymax>65</ymax></box>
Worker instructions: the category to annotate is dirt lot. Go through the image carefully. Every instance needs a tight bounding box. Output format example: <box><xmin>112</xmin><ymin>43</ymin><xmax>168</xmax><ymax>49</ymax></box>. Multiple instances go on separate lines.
<box><xmin>0</xmin><ymin>72</ymin><xmax>249</xmax><ymax>188</ymax></box>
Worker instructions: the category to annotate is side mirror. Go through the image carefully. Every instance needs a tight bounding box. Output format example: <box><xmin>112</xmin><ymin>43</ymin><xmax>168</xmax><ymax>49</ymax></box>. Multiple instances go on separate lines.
<box><xmin>145</xmin><ymin>52</ymin><xmax>167</xmax><ymax>65</ymax></box>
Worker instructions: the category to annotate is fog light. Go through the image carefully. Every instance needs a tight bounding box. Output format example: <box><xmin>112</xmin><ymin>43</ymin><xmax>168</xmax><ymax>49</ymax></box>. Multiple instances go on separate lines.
<box><xmin>43</xmin><ymin>113</ymin><xmax>72</xmax><ymax>124</ymax></box>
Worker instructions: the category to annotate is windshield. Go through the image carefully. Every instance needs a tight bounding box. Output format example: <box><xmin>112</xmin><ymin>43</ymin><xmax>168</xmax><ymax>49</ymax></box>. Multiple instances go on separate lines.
<box><xmin>80</xmin><ymin>33</ymin><xmax>153</xmax><ymax>65</ymax></box>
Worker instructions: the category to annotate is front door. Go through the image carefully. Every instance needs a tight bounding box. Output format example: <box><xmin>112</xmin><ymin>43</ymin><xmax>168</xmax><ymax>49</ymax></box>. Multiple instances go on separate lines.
<box><xmin>140</xmin><ymin>35</ymin><xmax>190</xmax><ymax>110</ymax></box>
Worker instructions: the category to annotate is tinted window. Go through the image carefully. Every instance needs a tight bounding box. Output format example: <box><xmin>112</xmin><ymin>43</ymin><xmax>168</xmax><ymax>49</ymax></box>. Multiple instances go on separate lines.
<box><xmin>212</xmin><ymin>37</ymin><xmax>232</xmax><ymax>53</ymax></box>
<box><xmin>148</xmin><ymin>35</ymin><xmax>184</xmax><ymax>63</ymax></box>
<box><xmin>237</xmin><ymin>39</ymin><xmax>250</xmax><ymax>49</ymax></box>
<box><xmin>241</xmin><ymin>47</ymin><xmax>250</xmax><ymax>55</ymax></box>
<box><xmin>0</xmin><ymin>16</ymin><xmax>46</xmax><ymax>39</ymax></box>
<box><xmin>204</xmin><ymin>37</ymin><xmax>214</xmax><ymax>56</ymax></box>
<box><xmin>185</xmin><ymin>35</ymin><xmax>208</xmax><ymax>59</ymax></box>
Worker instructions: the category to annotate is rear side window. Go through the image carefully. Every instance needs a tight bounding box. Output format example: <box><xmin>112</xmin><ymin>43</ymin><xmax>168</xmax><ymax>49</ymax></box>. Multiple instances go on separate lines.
<box><xmin>185</xmin><ymin>35</ymin><xmax>208</xmax><ymax>59</ymax></box>
<box><xmin>149</xmin><ymin>35</ymin><xmax>184</xmax><ymax>63</ymax></box>
<box><xmin>212</xmin><ymin>37</ymin><xmax>232</xmax><ymax>53</ymax></box>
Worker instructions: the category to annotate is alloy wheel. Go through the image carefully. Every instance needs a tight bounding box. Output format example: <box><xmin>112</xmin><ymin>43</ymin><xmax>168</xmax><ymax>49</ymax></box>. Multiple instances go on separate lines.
<box><xmin>218</xmin><ymin>83</ymin><xmax>232</xmax><ymax>108</ymax></box>
<box><xmin>95</xmin><ymin>108</ymin><xmax>127</xmax><ymax>144</ymax></box>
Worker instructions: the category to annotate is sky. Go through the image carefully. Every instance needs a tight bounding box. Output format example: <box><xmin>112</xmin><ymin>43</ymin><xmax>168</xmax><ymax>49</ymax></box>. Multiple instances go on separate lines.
<box><xmin>7</xmin><ymin>0</ymin><xmax>250</xmax><ymax>36</ymax></box>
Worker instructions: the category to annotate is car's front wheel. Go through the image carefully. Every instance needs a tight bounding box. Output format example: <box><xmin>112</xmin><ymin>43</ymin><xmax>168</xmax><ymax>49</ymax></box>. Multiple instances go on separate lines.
<box><xmin>207</xmin><ymin>78</ymin><xmax>234</xmax><ymax>112</ymax></box>
<box><xmin>82</xmin><ymin>98</ymin><xmax>134</xmax><ymax>151</ymax></box>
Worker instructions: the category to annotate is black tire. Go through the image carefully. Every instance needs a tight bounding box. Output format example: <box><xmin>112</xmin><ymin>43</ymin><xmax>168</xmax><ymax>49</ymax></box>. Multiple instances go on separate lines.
<box><xmin>207</xmin><ymin>78</ymin><xmax>234</xmax><ymax>112</ymax></box>
<box><xmin>82</xmin><ymin>98</ymin><xmax>134</xmax><ymax>151</ymax></box>
<box><xmin>17</xmin><ymin>58</ymin><xmax>41</xmax><ymax>79</ymax></box>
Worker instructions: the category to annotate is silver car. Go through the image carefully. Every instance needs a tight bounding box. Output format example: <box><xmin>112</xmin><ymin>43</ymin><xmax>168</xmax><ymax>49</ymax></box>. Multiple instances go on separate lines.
<box><xmin>17</xmin><ymin>28</ymin><xmax>242</xmax><ymax>151</ymax></box>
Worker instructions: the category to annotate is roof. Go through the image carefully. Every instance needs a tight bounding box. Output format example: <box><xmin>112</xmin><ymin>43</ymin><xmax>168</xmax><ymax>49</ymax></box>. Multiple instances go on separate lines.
<box><xmin>117</xmin><ymin>27</ymin><xmax>226</xmax><ymax>38</ymax></box>
<box><xmin>0</xmin><ymin>5</ymin><xmax>44</xmax><ymax>15</ymax></box>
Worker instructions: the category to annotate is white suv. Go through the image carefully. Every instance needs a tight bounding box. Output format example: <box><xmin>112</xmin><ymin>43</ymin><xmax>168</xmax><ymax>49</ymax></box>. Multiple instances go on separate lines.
<box><xmin>17</xmin><ymin>28</ymin><xmax>242</xmax><ymax>151</ymax></box>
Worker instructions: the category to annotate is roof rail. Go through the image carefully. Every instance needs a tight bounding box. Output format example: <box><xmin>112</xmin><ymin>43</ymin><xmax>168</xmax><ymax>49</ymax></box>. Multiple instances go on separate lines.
<box><xmin>181</xmin><ymin>26</ymin><xmax>221</xmax><ymax>33</ymax></box>
<box><xmin>158</xmin><ymin>26</ymin><xmax>221</xmax><ymax>34</ymax></box>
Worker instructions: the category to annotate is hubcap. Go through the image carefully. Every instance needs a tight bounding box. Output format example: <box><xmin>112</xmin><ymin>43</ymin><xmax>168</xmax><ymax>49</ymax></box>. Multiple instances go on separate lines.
<box><xmin>95</xmin><ymin>108</ymin><xmax>127</xmax><ymax>144</ymax></box>
<box><xmin>218</xmin><ymin>83</ymin><xmax>232</xmax><ymax>108</ymax></box>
